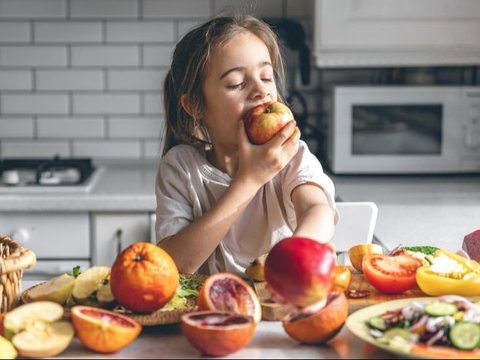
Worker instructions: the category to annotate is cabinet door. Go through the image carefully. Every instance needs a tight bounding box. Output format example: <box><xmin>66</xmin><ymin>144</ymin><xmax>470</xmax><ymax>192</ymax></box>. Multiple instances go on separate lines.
<box><xmin>92</xmin><ymin>213</ymin><xmax>153</xmax><ymax>266</ymax></box>
<box><xmin>314</xmin><ymin>0</ymin><xmax>480</xmax><ymax>67</ymax></box>
<box><xmin>0</xmin><ymin>212</ymin><xmax>90</xmax><ymax>258</ymax></box>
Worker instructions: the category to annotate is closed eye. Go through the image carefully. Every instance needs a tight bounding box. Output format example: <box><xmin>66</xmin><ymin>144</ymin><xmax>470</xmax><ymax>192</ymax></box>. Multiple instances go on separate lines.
<box><xmin>227</xmin><ymin>82</ymin><xmax>246</xmax><ymax>90</ymax></box>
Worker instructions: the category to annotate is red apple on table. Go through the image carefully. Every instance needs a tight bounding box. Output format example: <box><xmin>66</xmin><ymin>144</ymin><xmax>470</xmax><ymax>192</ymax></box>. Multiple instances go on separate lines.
<box><xmin>264</xmin><ymin>236</ymin><xmax>336</xmax><ymax>309</ymax></box>
<box><xmin>244</xmin><ymin>101</ymin><xmax>295</xmax><ymax>145</ymax></box>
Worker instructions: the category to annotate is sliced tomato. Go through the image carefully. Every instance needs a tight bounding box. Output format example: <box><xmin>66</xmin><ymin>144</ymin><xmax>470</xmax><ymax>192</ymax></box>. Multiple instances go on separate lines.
<box><xmin>363</xmin><ymin>254</ymin><xmax>422</xmax><ymax>294</ymax></box>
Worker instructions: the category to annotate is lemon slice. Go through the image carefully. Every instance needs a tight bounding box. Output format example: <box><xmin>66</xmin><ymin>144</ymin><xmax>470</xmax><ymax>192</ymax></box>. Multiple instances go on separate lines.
<box><xmin>3</xmin><ymin>301</ymin><xmax>64</xmax><ymax>339</ymax></box>
<box><xmin>28</xmin><ymin>273</ymin><xmax>75</xmax><ymax>305</ymax></box>
<box><xmin>12</xmin><ymin>320</ymin><xmax>74</xmax><ymax>358</ymax></box>
<box><xmin>72</xmin><ymin>266</ymin><xmax>113</xmax><ymax>305</ymax></box>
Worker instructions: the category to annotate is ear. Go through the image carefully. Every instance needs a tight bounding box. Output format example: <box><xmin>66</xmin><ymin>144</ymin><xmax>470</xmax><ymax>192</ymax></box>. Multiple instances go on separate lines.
<box><xmin>180</xmin><ymin>94</ymin><xmax>195</xmax><ymax>118</ymax></box>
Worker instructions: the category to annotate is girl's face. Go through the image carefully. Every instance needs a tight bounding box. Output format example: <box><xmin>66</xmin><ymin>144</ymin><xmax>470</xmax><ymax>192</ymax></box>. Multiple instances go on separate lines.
<box><xmin>201</xmin><ymin>31</ymin><xmax>278</xmax><ymax>149</ymax></box>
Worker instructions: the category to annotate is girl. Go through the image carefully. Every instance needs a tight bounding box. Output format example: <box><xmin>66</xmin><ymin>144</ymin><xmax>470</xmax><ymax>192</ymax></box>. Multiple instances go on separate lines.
<box><xmin>156</xmin><ymin>15</ymin><xmax>337</xmax><ymax>276</ymax></box>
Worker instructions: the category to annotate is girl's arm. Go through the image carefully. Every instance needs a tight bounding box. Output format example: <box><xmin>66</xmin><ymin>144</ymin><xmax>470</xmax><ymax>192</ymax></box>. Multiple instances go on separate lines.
<box><xmin>159</xmin><ymin>120</ymin><xmax>301</xmax><ymax>274</ymax></box>
<box><xmin>291</xmin><ymin>183</ymin><xmax>336</xmax><ymax>244</ymax></box>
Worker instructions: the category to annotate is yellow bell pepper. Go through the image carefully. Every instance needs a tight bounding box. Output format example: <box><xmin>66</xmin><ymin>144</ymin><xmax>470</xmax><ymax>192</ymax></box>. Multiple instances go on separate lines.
<box><xmin>416</xmin><ymin>249</ymin><xmax>480</xmax><ymax>296</ymax></box>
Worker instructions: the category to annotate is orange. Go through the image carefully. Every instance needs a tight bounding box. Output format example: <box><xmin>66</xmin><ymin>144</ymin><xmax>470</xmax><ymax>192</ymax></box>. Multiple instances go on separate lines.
<box><xmin>181</xmin><ymin>311</ymin><xmax>256</xmax><ymax>356</ymax></box>
<box><xmin>110</xmin><ymin>242</ymin><xmax>179</xmax><ymax>313</ymax></box>
<box><xmin>331</xmin><ymin>265</ymin><xmax>352</xmax><ymax>293</ymax></box>
<box><xmin>197</xmin><ymin>273</ymin><xmax>262</xmax><ymax>323</ymax></box>
<box><xmin>282</xmin><ymin>292</ymin><xmax>348</xmax><ymax>344</ymax></box>
<box><xmin>71</xmin><ymin>305</ymin><xmax>141</xmax><ymax>353</ymax></box>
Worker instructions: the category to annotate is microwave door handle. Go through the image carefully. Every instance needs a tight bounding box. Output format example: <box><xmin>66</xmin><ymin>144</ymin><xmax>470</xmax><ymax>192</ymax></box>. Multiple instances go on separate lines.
<box><xmin>115</xmin><ymin>229</ymin><xmax>123</xmax><ymax>256</ymax></box>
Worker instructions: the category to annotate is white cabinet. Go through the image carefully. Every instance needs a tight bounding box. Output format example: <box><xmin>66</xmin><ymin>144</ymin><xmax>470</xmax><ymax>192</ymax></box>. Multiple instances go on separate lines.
<box><xmin>92</xmin><ymin>212</ymin><xmax>154</xmax><ymax>266</ymax></box>
<box><xmin>314</xmin><ymin>0</ymin><xmax>480</xmax><ymax>67</ymax></box>
<box><xmin>0</xmin><ymin>212</ymin><xmax>91</xmax><ymax>280</ymax></box>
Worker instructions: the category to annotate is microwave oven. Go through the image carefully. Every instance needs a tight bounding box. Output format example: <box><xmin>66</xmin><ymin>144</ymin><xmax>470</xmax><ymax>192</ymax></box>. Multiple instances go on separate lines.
<box><xmin>327</xmin><ymin>86</ymin><xmax>480</xmax><ymax>174</ymax></box>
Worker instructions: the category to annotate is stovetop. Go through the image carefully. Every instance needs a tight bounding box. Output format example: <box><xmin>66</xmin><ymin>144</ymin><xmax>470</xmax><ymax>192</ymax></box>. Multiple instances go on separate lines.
<box><xmin>0</xmin><ymin>156</ymin><xmax>104</xmax><ymax>193</ymax></box>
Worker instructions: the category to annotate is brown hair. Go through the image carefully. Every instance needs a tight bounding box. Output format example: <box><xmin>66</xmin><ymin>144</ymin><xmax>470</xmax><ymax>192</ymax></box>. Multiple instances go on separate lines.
<box><xmin>162</xmin><ymin>15</ymin><xmax>286</xmax><ymax>155</ymax></box>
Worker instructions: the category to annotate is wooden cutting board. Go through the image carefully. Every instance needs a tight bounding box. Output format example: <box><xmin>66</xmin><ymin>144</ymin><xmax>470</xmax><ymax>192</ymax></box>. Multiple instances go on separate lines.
<box><xmin>254</xmin><ymin>269</ymin><xmax>426</xmax><ymax>321</ymax></box>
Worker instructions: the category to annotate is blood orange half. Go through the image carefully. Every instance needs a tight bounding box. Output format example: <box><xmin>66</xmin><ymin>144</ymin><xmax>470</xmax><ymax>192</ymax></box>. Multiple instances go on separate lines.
<box><xmin>181</xmin><ymin>311</ymin><xmax>256</xmax><ymax>356</ymax></box>
<box><xmin>71</xmin><ymin>305</ymin><xmax>142</xmax><ymax>353</ymax></box>
<box><xmin>197</xmin><ymin>273</ymin><xmax>262</xmax><ymax>323</ymax></box>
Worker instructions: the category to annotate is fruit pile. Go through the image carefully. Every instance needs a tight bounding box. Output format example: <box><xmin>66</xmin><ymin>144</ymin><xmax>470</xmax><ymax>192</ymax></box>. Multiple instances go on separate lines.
<box><xmin>178</xmin><ymin>236</ymin><xmax>351</xmax><ymax>356</ymax></box>
<box><xmin>0</xmin><ymin>242</ymin><xmax>180</xmax><ymax>357</ymax></box>
<box><xmin>0</xmin><ymin>237</ymin><xmax>352</xmax><ymax>358</ymax></box>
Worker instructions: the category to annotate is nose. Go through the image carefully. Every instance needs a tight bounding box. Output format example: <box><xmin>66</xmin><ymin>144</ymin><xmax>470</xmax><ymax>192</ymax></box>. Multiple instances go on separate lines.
<box><xmin>249</xmin><ymin>78</ymin><xmax>270</xmax><ymax>102</ymax></box>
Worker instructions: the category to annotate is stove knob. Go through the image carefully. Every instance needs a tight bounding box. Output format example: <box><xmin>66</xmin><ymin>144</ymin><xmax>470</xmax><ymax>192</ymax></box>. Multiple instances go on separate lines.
<box><xmin>2</xmin><ymin>170</ymin><xmax>20</xmax><ymax>185</ymax></box>
<box><xmin>10</xmin><ymin>228</ymin><xmax>31</xmax><ymax>244</ymax></box>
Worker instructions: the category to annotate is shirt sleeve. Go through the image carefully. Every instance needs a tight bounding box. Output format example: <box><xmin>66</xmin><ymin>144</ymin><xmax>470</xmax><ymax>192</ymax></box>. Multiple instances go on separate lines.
<box><xmin>281</xmin><ymin>141</ymin><xmax>338</xmax><ymax>224</ymax></box>
<box><xmin>155</xmin><ymin>152</ymin><xmax>194</xmax><ymax>244</ymax></box>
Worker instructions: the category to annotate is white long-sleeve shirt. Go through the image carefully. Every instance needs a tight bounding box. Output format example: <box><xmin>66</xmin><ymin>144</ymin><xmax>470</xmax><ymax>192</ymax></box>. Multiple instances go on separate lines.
<box><xmin>155</xmin><ymin>140</ymin><xmax>337</xmax><ymax>276</ymax></box>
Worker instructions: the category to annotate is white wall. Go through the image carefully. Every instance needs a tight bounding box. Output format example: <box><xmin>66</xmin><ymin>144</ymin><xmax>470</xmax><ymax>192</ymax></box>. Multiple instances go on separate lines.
<box><xmin>0</xmin><ymin>0</ymin><xmax>313</xmax><ymax>160</ymax></box>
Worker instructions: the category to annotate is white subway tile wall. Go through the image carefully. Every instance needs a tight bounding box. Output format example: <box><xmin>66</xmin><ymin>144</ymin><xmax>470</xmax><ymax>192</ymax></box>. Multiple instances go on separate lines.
<box><xmin>0</xmin><ymin>0</ymin><xmax>312</xmax><ymax>159</ymax></box>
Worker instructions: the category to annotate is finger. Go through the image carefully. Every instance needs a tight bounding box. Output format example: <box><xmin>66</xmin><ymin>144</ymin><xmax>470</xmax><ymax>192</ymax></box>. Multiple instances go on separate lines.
<box><xmin>283</xmin><ymin>126</ymin><xmax>301</xmax><ymax>148</ymax></box>
<box><xmin>270</xmin><ymin>120</ymin><xmax>297</xmax><ymax>146</ymax></box>
<box><xmin>280</xmin><ymin>127</ymin><xmax>301</xmax><ymax>162</ymax></box>
<box><xmin>290</xmin><ymin>126</ymin><xmax>301</xmax><ymax>142</ymax></box>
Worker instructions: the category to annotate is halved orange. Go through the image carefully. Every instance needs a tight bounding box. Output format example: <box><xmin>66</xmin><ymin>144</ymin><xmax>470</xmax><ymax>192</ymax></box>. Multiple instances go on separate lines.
<box><xmin>71</xmin><ymin>305</ymin><xmax>142</xmax><ymax>353</ymax></box>
<box><xmin>181</xmin><ymin>311</ymin><xmax>256</xmax><ymax>356</ymax></box>
<box><xmin>197</xmin><ymin>273</ymin><xmax>262</xmax><ymax>323</ymax></box>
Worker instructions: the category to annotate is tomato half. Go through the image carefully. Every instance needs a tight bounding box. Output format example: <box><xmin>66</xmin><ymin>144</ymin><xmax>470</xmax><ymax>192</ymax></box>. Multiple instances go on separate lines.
<box><xmin>363</xmin><ymin>254</ymin><xmax>422</xmax><ymax>294</ymax></box>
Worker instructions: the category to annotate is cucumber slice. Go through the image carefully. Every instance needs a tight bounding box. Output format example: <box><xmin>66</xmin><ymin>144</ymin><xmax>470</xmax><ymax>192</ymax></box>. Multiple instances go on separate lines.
<box><xmin>449</xmin><ymin>322</ymin><xmax>480</xmax><ymax>350</ymax></box>
<box><xmin>377</xmin><ymin>328</ymin><xmax>418</xmax><ymax>353</ymax></box>
<box><xmin>368</xmin><ymin>316</ymin><xmax>386</xmax><ymax>331</ymax></box>
<box><xmin>424</xmin><ymin>301</ymin><xmax>458</xmax><ymax>317</ymax></box>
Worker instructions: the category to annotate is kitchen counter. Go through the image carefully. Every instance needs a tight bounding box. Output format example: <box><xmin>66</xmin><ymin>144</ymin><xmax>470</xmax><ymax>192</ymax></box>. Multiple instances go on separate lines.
<box><xmin>0</xmin><ymin>162</ymin><xmax>158</xmax><ymax>212</ymax></box>
<box><xmin>1</xmin><ymin>162</ymin><xmax>479</xmax><ymax>252</ymax></box>
<box><xmin>20</xmin><ymin>278</ymin><xmax>391</xmax><ymax>359</ymax></box>
<box><xmin>50</xmin><ymin>321</ymin><xmax>391</xmax><ymax>359</ymax></box>
<box><xmin>17</xmin><ymin>280</ymin><xmax>392</xmax><ymax>359</ymax></box>
<box><xmin>332</xmin><ymin>174</ymin><xmax>480</xmax><ymax>252</ymax></box>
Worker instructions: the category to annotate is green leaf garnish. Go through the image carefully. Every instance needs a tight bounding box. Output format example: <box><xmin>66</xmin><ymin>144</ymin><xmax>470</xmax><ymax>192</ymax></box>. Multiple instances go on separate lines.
<box><xmin>404</xmin><ymin>246</ymin><xmax>438</xmax><ymax>255</ymax></box>
<box><xmin>177</xmin><ymin>274</ymin><xmax>201</xmax><ymax>298</ymax></box>
<box><xmin>72</xmin><ymin>265</ymin><xmax>82</xmax><ymax>278</ymax></box>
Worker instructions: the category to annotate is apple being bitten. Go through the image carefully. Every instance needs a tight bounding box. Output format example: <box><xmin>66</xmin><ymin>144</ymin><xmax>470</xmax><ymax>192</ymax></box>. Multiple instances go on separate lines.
<box><xmin>244</xmin><ymin>101</ymin><xmax>295</xmax><ymax>145</ymax></box>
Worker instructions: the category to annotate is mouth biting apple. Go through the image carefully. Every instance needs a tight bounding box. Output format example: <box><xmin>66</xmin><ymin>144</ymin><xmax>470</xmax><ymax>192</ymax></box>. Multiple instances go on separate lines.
<box><xmin>244</xmin><ymin>102</ymin><xmax>295</xmax><ymax>145</ymax></box>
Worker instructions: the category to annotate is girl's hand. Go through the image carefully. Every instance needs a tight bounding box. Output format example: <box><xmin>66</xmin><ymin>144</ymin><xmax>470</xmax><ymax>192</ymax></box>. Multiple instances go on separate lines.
<box><xmin>236</xmin><ymin>119</ymin><xmax>301</xmax><ymax>188</ymax></box>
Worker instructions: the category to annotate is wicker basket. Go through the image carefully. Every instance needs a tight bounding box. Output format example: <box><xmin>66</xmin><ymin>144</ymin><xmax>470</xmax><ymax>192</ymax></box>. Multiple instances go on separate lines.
<box><xmin>0</xmin><ymin>235</ymin><xmax>36</xmax><ymax>312</ymax></box>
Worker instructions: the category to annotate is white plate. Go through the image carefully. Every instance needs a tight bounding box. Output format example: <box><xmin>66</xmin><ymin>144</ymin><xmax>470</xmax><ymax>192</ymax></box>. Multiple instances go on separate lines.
<box><xmin>346</xmin><ymin>297</ymin><xmax>480</xmax><ymax>359</ymax></box>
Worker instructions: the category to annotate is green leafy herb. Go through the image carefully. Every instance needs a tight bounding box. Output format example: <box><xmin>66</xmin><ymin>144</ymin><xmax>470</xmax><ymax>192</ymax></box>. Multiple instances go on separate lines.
<box><xmin>72</xmin><ymin>265</ymin><xmax>82</xmax><ymax>278</ymax></box>
<box><xmin>177</xmin><ymin>274</ymin><xmax>201</xmax><ymax>298</ymax></box>
<box><xmin>404</xmin><ymin>246</ymin><xmax>438</xmax><ymax>255</ymax></box>
<box><xmin>161</xmin><ymin>275</ymin><xmax>203</xmax><ymax>311</ymax></box>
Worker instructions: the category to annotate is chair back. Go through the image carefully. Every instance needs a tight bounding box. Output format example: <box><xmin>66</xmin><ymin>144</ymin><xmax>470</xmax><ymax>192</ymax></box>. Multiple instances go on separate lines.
<box><xmin>333</xmin><ymin>201</ymin><xmax>378</xmax><ymax>253</ymax></box>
